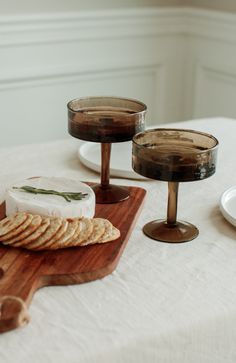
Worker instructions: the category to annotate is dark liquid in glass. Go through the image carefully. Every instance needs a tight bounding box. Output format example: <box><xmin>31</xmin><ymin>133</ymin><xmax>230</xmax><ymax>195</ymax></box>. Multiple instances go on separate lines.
<box><xmin>68</xmin><ymin>107</ymin><xmax>145</xmax><ymax>143</ymax></box>
<box><xmin>132</xmin><ymin>143</ymin><xmax>217</xmax><ymax>182</ymax></box>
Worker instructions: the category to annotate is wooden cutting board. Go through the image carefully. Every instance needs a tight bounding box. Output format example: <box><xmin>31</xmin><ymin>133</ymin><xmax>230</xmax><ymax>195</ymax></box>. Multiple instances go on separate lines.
<box><xmin>0</xmin><ymin>185</ymin><xmax>146</xmax><ymax>333</ymax></box>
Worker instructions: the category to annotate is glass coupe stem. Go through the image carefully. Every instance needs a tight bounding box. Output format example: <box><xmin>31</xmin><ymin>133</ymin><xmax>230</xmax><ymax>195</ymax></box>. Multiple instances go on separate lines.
<box><xmin>92</xmin><ymin>141</ymin><xmax>129</xmax><ymax>203</ymax></box>
<box><xmin>143</xmin><ymin>180</ymin><xmax>198</xmax><ymax>242</ymax></box>
<box><xmin>101</xmin><ymin>143</ymin><xmax>111</xmax><ymax>189</ymax></box>
<box><xmin>167</xmin><ymin>181</ymin><xmax>179</xmax><ymax>225</ymax></box>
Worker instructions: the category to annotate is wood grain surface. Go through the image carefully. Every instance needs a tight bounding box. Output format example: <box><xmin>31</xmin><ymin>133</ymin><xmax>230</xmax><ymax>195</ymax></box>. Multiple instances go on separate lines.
<box><xmin>0</xmin><ymin>186</ymin><xmax>146</xmax><ymax>333</ymax></box>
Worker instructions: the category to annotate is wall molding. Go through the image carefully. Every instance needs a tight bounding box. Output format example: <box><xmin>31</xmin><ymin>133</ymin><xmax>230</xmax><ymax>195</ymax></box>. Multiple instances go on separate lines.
<box><xmin>0</xmin><ymin>8</ymin><xmax>186</xmax><ymax>47</ymax></box>
<box><xmin>183</xmin><ymin>8</ymin><xmax>236</xmax><ymax>44</ymax></box>
<box><xmin>1</xmin><ymin>7</ymin><xmax>236</xmax><ymax>83</ymax></box>
<box><xmin>1</xmin><ymin>7</ymin><xmax>236</xmax><ymax>48</ymax></box>
<box><xmin>0</xmin><ymin>62</ymin><xmax>163</xmax><ymax>90</ymax></box>
<box><xmin>2</xmin><ymin>6</ymin><xmax>235</xmax><ymax>85</ymax></box>
<box><xmin>193</xmin><ymin>60</ymin><xmax>236</xmax><ymax>117</ymax></box>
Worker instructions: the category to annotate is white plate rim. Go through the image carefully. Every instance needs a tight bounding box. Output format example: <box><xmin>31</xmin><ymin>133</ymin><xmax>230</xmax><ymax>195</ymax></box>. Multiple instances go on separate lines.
<box><xmin>78</xmin><ymin>142</ymin><xmax>146</xmax><ymax>180</ymax></box>
<box><xmin>220</xmin><ymin>185</ymin><xmax>236</xmax><ymax>227</ymax></box>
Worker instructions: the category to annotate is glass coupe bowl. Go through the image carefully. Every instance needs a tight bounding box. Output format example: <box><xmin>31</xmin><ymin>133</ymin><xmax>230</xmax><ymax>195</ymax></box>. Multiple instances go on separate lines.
<box><xmin>68</xmin><ymin>96</ymin><xmax>147</xmax><ymax>203</ymax></box>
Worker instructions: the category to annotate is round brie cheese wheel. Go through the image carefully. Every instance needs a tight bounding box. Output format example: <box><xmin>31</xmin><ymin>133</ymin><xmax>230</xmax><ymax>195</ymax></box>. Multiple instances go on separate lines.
<box><xmin>5</xmin><ymin>177</ymin><xmax>96</xmax><ymax>219</ymax></box>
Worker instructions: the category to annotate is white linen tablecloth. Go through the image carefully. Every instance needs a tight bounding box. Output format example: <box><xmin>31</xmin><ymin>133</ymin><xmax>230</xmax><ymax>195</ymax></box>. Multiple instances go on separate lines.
<box><xmin>0</xmin><ymin>117</ymin><xmax>236</xmax><ymax>363</ymax></box>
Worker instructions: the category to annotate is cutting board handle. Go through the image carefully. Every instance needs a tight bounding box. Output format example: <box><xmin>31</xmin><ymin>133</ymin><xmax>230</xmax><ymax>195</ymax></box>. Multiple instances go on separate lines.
<box><xmin>0</xmin><ymin>295</ymin><xmax>30</xmax><ymax>333</ymax></box>
<box><xmin>0</xmin><ymin>248</ymin><xmax>42</xmax><ymax>333</ymax></box>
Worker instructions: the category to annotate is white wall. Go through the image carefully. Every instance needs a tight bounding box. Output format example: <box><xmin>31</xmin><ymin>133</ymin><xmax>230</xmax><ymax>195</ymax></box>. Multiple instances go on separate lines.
<box><xmin>0</xmin><ymin>0</ymin><xmax>183</xmax><ymax>14</ymax></box>
<box><xmin>183</xmin><ymin>9</ymin><xmax>236</xmax><ymax>120</ymax></box>
<box><xmin>0</xmin><ymin>7</ymin><xmax>186</xmax><ymax>146</ymax></box>
<box><xmin>3</xmin><ymin>0</ymin><xmax>236</xmax><ymax>15</ymax></box>
<box><xmin>1</xmin><ymin>6</ymin><xmax>236</xmax><ymax>147</ymax></box>
<box><xmin>184</xmin><ymin>0</ymin><xmax>236</xmax><ymax>13</ymax></box>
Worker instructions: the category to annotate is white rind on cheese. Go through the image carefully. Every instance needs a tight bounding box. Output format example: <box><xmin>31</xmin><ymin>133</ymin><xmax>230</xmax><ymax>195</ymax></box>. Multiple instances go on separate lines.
<box><xmin>5</xmin><ymin>177</ymin><xmax>96</xmax><ymax>219</ymax></box>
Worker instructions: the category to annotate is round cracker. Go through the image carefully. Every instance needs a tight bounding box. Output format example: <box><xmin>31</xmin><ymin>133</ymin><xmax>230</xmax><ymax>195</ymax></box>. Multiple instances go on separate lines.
<box><xmin>0</xmin><ymin>212</ymin><xmax>28</xmax><ymax>238</ymax></box>
<box><xmin>98</xmin><ymin>226</ymin><xmax>120</xmax><ymax>243</ymax></box>
<box><xmin>80</xmin><ymin>218</ymin><xmax>106</xmax><ymax>246</ymax></box>
<box><xmin>71</xmin><ymin>218</ymin><xmax>93</xmax><ymax>246</ymax></box>
<box><xmin>49</xmin><ymin>219</ymin><xmax>80</xmax><ymax>250</ymax></box>
<box><xmin>11</xmin><ymin>217</ymin><xmax>50</xmax><ymax>247</ymax></box>
<box><xmin>62</xmin><ymin>219</ymin><xmax>83</xmax><ymax>247</ymax></box>
<box><xmin>0</xmin><ymin>214</ymin><xmax>34</xmax><ymax>241</ymax></box>
<box><xmin>2</xmin><ymin>214</ymin><xmax>42</xmax><ymax>245</ymax></box>
<box><xmin>34</xmin><ymin>219</ymin><xmax>69</xmax><ymax>250</ymax></box>
<box><xmin>24</xmin><ymin>217</ymin><xmax>63</xmax><ymax>250</ymax></box>
<box><xmin>96</xmin><ymin>219</ymin><xmax>114</xmax><ymax>243</ymax></box>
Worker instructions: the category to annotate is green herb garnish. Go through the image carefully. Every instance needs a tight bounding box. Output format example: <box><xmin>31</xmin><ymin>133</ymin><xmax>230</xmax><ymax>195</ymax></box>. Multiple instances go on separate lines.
<box><xmin>13</xmin><ymin>186</ymin><xmax>88</xmax><ymax>203</ymax></box>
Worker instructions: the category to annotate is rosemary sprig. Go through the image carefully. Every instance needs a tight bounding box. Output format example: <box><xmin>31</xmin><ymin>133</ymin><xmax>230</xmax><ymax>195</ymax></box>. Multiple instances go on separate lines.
<box><xmin>13</xmin><ymin>186</ymin><xmax>88</xmax><ymax>203</ymax></box>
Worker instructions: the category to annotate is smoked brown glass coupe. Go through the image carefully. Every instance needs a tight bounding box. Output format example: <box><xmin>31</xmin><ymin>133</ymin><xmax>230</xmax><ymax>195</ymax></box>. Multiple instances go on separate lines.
<box><xmin>68</xmin><ymin>96</ymin><xmax>147</xmax><ymax>203</ymax></box>
<box><xmin>132</xmin><ymin>128</ymin><xmax>219</xmax><ymax>243</ymax></box>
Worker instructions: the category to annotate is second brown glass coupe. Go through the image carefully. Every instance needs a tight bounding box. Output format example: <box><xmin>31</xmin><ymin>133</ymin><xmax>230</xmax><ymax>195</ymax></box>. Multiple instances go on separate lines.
<box><xmin>132</xmin><ymin>128</ymin><xmax>219</xmax><ymax>243</ymax></box>
<box><xmin>68</xmin><ymin>96</ymin><xmax>147</xmax><ymax>203</ymax></box>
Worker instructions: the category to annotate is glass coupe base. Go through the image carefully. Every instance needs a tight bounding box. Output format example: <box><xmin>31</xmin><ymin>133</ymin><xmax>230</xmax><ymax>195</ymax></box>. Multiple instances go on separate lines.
<box><xmin>143</xmin><ymin>219</ymin><xmax>199</xmax><ymax>243</ymax></box>
<box><xmin>92</xmin><ymin>184</ymin><xmax>130</xmax><ymax>204</ymax></box>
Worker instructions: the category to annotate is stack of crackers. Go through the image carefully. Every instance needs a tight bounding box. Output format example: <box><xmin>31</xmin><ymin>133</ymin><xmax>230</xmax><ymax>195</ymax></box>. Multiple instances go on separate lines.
<box><xmin>0</xmin><ymin>212</ymin><xmax>120</xmax><ymax>251</ymax></box>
